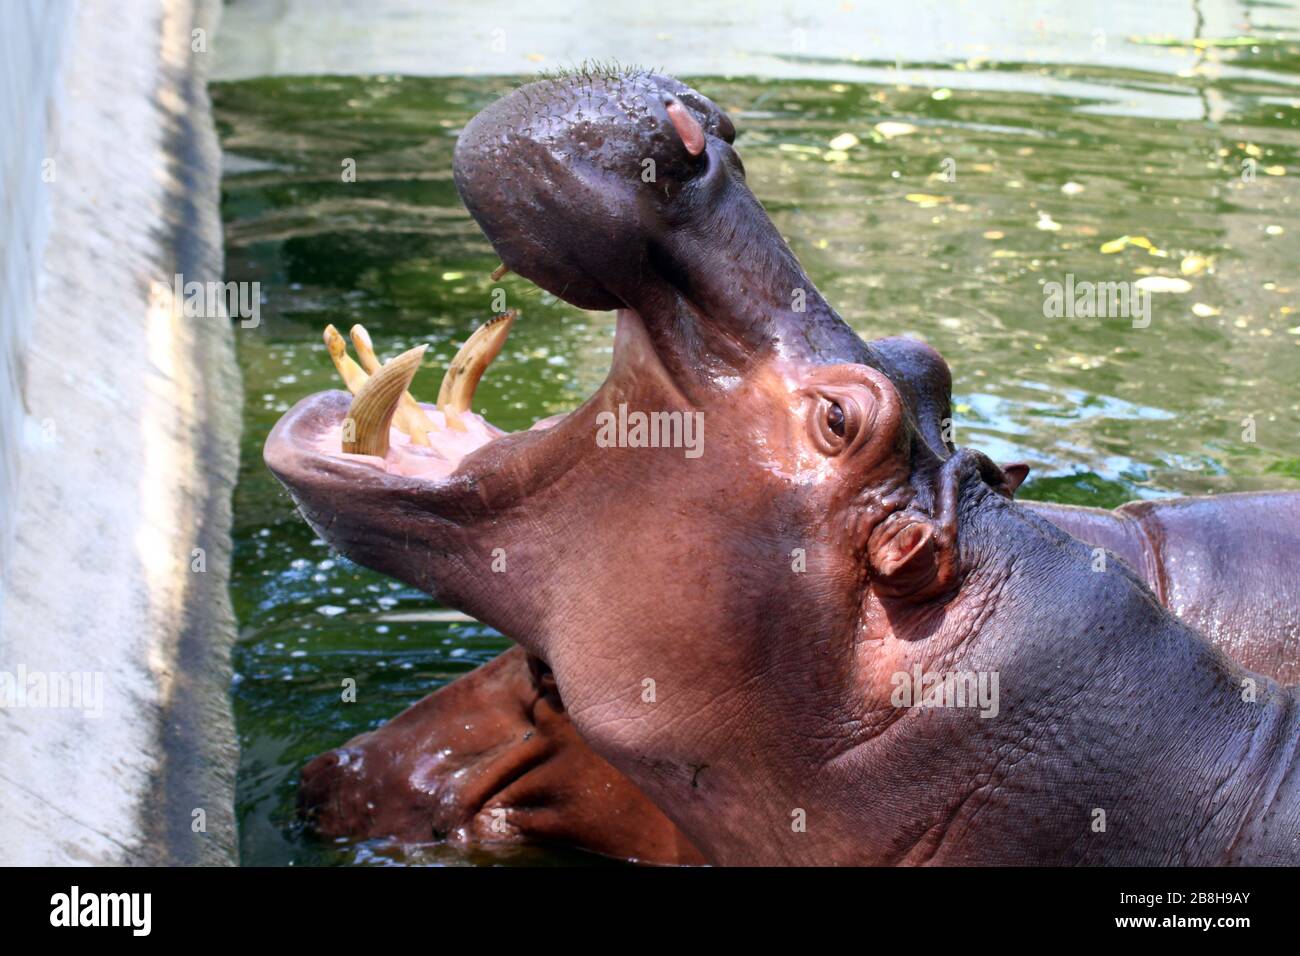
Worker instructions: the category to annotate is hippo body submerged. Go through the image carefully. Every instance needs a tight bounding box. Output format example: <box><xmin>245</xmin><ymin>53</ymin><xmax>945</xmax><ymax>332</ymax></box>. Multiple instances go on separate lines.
<box><xmin>268</xmin><ymin>69</ymin><xmax>1300</xmax><ymax>866</ymax></box>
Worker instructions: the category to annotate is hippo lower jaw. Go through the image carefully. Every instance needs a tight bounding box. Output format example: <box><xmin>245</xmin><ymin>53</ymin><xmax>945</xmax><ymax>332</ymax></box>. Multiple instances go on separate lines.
<box><xmin>265</xmin><ymin>303</ymin><xmax>726</xmax><ymax>645</ymax></box>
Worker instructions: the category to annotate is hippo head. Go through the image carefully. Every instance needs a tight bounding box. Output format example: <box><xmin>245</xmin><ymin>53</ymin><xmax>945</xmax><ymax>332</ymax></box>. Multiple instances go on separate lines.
<box><xmin>298</xmin><ymin>645</ymin><xmax>705</xmax><ymax>864</ymax></box>
<box><xmin>266</xmin><ymin>69</ymin><xmax>1024</xmax><ymax>862</ymax></box>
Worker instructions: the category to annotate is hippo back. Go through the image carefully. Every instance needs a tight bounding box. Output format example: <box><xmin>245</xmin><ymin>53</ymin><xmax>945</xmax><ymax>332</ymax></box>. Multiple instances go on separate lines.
<box><xmin>1025</xmin><ymin>493</ymin><xmax>1300</xmax><ymax>684</ymax></box>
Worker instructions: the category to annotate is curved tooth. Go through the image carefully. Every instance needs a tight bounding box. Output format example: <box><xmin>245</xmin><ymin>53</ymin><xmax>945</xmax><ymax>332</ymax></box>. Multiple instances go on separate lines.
<box><xmin>342</xmin><ymin>346</ymin><xmax>428</xmax><ymax>458</ymax></box>
<box><xmin>324</xmin><ymin>325</ymin><xmax>369</xmax><ymax>393</ymax></box>
<box><xmin>350</xmin><ymin>324</ymin><xmax>436</xmax><ymax>446</ymax></box>
<box><xmin>437</xmin><ymin>311</ymin><xmax>516</xmax><ymax>431</ymax></box>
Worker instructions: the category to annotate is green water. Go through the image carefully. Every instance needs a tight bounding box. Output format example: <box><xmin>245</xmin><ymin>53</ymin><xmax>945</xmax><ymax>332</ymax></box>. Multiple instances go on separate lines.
<box><xmin>215</xmin><ymin>58</ymin><xmax>1300</xmax><ymax>865</ymax></box>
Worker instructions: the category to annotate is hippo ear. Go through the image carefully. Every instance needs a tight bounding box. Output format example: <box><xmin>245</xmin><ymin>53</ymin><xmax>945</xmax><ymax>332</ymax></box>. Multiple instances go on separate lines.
<box><xmin>867</xmin><ymin>337</ymin><xmax>955</xmax><ymax>458</ymax></box>
<box><xmin>866</xmin><ymin>511</ymin><xmax>956</xmax><ymax>601</ymax></box>
<box><xmin>999</xmin><ymin>462</ymin><xmax>1030</xmax><ymax>497</ymax></box>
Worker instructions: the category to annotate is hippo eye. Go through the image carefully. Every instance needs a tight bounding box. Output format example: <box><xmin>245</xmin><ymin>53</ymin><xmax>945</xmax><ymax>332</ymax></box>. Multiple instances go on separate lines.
<box><xmin>810</xmin><ymin>393</ymin><xmax>861</xmax><ymax>454</ymax></box>
<box><xmin>827</xmin><ymin>403</ymin><xmax>846</xmax><ymax>437</ymax></box>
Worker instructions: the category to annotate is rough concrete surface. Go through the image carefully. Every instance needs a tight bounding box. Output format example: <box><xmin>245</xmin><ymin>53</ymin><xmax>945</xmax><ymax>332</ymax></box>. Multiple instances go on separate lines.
<box><xmin>0</xmin><ymin>0</ymin><xmax>240</xmax><ymax>865</ymax></box>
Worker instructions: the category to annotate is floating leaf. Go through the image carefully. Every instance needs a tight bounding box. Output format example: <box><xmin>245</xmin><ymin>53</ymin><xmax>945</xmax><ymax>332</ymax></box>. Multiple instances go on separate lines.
<box><xmin>1100</xmin><ymin>235</ymin><xmax>1162</xmax><ymax>255</ymax></box>
<box><xmin>828</xmin><ymin>132</ymin><xmax>859</xmax><ymax>151</ymax></box>
<box><xmin>905</xmin><ymin>193</ymin><xmax>951</xmax><ymax>207</ymax></box>
<box><xmin>1192</xmin><ymin>302</ymin><xmax>1221</xmax><ymax>317</ymax></box>
<box><xmin>1265</xmin><ymin>459</ymin><xmax>1300</xmax><ymax>481</ymax></box>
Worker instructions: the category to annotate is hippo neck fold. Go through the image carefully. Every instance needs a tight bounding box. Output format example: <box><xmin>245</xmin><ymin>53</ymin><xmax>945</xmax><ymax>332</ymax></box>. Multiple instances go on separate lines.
<box><xmin>853</xmin><ymin>487</ymin><xmax>1299</xmax><ymax>864</ymax></box>
<box><xmin>582</xmin><ymin>479</ymin><xmax>1299</xmax><ymax>866</ymax></box>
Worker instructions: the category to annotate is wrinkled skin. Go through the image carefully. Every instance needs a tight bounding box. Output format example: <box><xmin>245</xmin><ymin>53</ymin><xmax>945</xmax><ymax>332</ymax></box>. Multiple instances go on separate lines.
<box><xmin>269</xmin><ymin>70</ymin><xmax>1299</xmax><ymax>865</ymax></box>
<box><xmin>1025</xmin><ymin>494</ymin><xmax>1300</xmax><ymax>683</ymax></box>
<box><xmin>299</xmin><ymin>492</ymin><xmax>1300</xmax><ymax>864</ymax></box>
<box><xmin>301</xmin><ymin>340</ymin><xmax>1300</xmax><ymax>862</ymax></box>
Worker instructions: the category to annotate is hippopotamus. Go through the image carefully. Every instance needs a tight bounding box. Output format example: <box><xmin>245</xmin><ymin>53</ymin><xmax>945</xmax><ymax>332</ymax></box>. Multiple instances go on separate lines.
<box><xmin>297</xmin><ymin>493</ymin><xmax>1300</xmax><ymax>864</ymax></box>
<box><xmin>266</xmin><ymin>68</ymin><xmax>1300</xmax><ymax>865</ymax></box>
<box><xmin>301</xmin><ymin>327</ymin><xmax>1300</xmax><ymax>864</ymax></box>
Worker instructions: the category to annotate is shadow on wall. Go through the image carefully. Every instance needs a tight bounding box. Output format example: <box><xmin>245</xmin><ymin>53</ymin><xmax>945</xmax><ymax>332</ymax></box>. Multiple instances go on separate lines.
<box><xmin>0</xmin><ymin>0</ymin><xmax>71</xmax><ymax>572</ymax></box>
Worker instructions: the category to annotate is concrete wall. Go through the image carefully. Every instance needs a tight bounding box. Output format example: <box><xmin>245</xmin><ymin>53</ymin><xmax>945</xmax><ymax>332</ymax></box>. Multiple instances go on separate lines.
<box><xmin>0</xmin><ymin>0</ymin><xmax>240</xmax><ymax>865</ymax></box>
<box><xmin>0</xmin><ymin>1</ymin><xmax>70</xmax><ymax>570</ymax></box>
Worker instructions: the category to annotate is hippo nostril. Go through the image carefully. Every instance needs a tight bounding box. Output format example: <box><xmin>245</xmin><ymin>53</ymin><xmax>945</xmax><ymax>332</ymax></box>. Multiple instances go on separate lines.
<box><xmin>303</xmin><ymin>747</ymin><xmax>361</xmax><ymax>782</ymax></box>
<box><xmin>304</xmin><ymin>752</ymin><xmax>335</xmax><ymax>777</ymax></box>
<box><xmin>298</xmin><ymin>746</ymin><xmax>368</xmax><ymax>828</ymax></box>
<box><xmin>665</xmin><ymin>99</ymin><xmax>705</xmax><ymax>157</ymax></box>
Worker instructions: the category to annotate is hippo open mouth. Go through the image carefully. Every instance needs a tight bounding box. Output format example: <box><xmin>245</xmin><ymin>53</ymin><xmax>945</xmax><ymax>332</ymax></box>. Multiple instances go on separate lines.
<box><xmin>266</xmin><ymin>68</ymin><xmax>1300</xmax><ymax>868</ymax></box>
<box><xmin>264</xmin><ymin>69</ymin><xmax>1013</xmax><ymax>625</ymax></box>
<box><xmin>265</xmin><ymin>68</ymin><xmax>1030</xmax><ymax>859</ymax></box>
